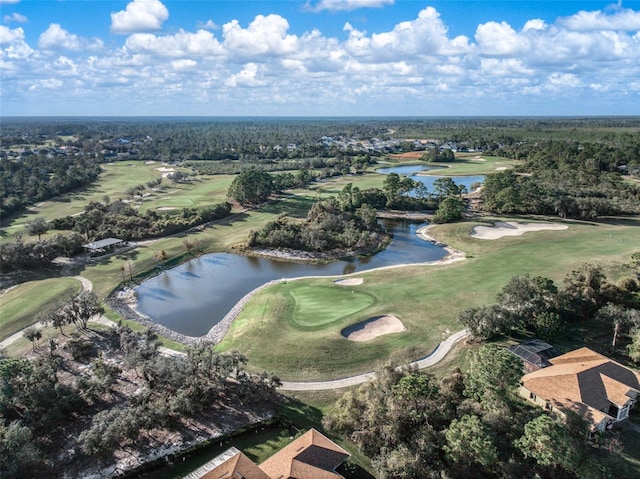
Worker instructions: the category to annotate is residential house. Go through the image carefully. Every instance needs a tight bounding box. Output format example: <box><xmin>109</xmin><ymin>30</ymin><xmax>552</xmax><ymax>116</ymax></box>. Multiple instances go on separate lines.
<box><xmin>519</xmin><ymin>347</ymin><xmax>640</xmax><ymax>432</ymax></box>
<box><xmin>187</xmin><ymin>429</ymin><xmax>350</xmax><ymax>479</ymax></box>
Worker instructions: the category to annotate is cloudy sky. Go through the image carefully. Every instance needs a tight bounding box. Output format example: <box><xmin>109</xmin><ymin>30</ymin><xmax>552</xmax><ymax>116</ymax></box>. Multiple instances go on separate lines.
<box><xmin>1</xmin><ymin>0</ymin><xmax>640</xmax><ymax>116</ymax></box>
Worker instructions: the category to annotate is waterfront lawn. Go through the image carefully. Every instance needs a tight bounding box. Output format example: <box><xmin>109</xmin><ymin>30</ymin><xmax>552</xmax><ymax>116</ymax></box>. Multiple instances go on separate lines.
<box><xmin>217</xmin><ymin>216</ymin><xmax>640</xmax><ymax>380</ymax></box>
<box><xmin>0</xmin><ymin>277</ymin><xmax>82</xmax><ymax>341</ymax></box>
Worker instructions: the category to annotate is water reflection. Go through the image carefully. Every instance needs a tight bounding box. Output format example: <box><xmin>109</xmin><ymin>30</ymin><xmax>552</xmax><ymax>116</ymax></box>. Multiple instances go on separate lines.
<box><xmin>377</xmin><ymin>164</ymin><xmax>484</xmax><ymax>193</ymax></box>
<box><xmin>135</xmin><ymin>220</ymin><xmax>447</xmax><ymax>337</ymax></box>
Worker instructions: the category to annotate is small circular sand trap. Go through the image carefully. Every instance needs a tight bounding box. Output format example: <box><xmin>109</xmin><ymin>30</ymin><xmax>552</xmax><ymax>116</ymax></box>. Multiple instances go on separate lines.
<box><xmin>334</xmin><ymin>278</ymin><xmax>364</xmax><ymax>286</ymax></box>
<box><xmin>471</xmin><ymin>221</ymin><xmax>568</xmax><ymax>240</ymax></box>
<box><xmin>342</xmin><ymin>315</ymin><xmax>406</xmax><ymax>342</ymax></box>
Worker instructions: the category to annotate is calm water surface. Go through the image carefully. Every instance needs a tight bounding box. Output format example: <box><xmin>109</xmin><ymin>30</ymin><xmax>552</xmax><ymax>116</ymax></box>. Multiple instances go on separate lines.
<box><xmin>135</xmin><ymin>219</ymin><xmax>447</xmax><ymax>336</ymax></box>
<box><xmin>377</xmin><ymin>164</ymin><xmax>484</xmax><ymax>192</ymax></box>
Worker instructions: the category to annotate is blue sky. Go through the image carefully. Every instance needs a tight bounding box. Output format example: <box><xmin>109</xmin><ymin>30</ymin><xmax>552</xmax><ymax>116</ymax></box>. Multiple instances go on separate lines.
<box><xmin>1</xmin><ymin>0</ymin><xmax>640</xmax><ymax>116</ymax></box>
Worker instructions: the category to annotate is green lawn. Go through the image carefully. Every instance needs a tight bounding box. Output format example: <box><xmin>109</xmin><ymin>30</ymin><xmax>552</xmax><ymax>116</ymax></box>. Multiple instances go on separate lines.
<box><xmin>289</xmin><ymin>284</ymin><xmax>375</xmax><ymax>329</ymax></box>
<box><xmin>217</xmin><ymin>216</ymin><xmax>640</xmax><ymax>381</ymax></box>
<box><xmin>0</xmin><ymin>163</ymin><xmax>234</xmax><ymax>242</ymax></box>
<box><xmin>0</xmin><ymin>277</ymin><xmax>82</xmax><ymax>340</ymax></box>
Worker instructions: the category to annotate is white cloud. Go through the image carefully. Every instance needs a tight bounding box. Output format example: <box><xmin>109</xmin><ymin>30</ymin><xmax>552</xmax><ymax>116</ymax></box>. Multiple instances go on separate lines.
<box><xmin>3</xmin><ymin>12</ymin><xmax>27</xmax><ymax>23</ymax></box>
<box><xmin>28</xmin><ymin>78</ymin><xmax>63</xmax><ymax>91</ymax></box>
<box><xmin>125</xmin><ymin>29</ymin><xmax>223</xmax><ymax>57</ymax></box>
<box><xmin>225</xmin><ymin>63</ymin><xmax>267</xmax><ymax>87</ymax></box>
<box><xmin>38</xmin><ymin>23</ymin><xmax>103</xmax><ymax>52</ymax></box>
<box><xmin>343</xmin><ymin>7</ymin><xmax>470</xmax><ymax>61</ymax></box>
<box><xmin>171</xmin><ymin>58</ymin><xmax>197</xmax><ymax>70</ymax></box>
<box><xmin>199</xmin><ymin>20</ymin><xmax>218</xmax><ymax>30</ymax></box>
<box><xmin>111</xmin><ymin>0</ymin><xmax>169</xmax><ymax>34</ymax></box>
<box><xmin>0</xmin><ymin>24</ymin><xmax>23</xmax><ymax>44</ymax></box>
<box><xmin>3</xmin><ymin>4</ymin><xmax>640</xmax><ymax>116</ymax></box>
<box><xmin>0</xmin><ymin>0</ymin><xmax>21</xmax><ymax>4</ymax></box>
<box><xmin>475</xmin><ymin>21</ymin><xmax>529</xmax><ymax>56</ymax></box>
<box><xmin>222</xmin><ymin>14</ymin><xmax>298</xmax><ymax>58</ymax></box>
<box><xmin>39</xmin><ymin>23</ymin><xmax>81</xmax><ymax>50</ymax></box>
<box><xmin>308</xmin><ymin>0</ymin><xmax>394</xmax><ymax>12</ymax></box>
<box><xmin>523</xmin><ymin>19</ymin><xmax>546</xmax><ymax>31</ymax></box>
<box><xmin>560</xmin><ymin>7</ymin><xmax>640</xmax><ymax>31</ymax></box>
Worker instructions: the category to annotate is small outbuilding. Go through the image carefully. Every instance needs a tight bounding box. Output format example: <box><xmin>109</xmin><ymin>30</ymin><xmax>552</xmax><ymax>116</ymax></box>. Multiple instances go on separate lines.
<box><xmin>83</xmin><ymin>237</ymin><xmax>125</xmax><ymax>254</ymax></box>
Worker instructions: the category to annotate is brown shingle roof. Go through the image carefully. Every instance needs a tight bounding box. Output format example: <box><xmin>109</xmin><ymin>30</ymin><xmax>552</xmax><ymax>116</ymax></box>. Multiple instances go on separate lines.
<box><xmin>259</xmin><ymin>429</ymin><xmax>349</xmax><ymax>479</ymax></box>
<box><xmin>522</xmin><ymin>347</ymin><xmax>640</xmax><ymax>426</ymax></box>
<box><xmin>191</xmin><ymin>447</ymin><xmax>270</xmax><ymax>479</ymax></box>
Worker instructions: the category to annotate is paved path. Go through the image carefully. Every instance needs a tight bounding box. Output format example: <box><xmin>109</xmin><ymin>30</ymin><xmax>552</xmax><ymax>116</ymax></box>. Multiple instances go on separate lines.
<box><xmin>280</xmin><ymin>329</ymin><xmax>469</xmax><ymax>391</ymax></box>
<box><xmin>2</xmin><ymin>272</ymin><xmax>468</xmax><ymax>392</ymax></box>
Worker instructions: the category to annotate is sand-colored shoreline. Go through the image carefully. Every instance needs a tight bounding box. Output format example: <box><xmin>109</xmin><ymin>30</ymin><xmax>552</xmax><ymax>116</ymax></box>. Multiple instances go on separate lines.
<box><xmin>471</xmin><ymin>221</ymin><xmax>568</xmax><ymax>240</ymax></box>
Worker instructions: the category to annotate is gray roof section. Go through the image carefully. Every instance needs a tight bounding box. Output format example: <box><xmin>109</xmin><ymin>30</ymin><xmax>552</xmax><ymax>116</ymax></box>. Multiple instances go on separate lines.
<box><xmin>83</xmin><ymin>238</ymin><xmax>124</xmax><ymax>250</ymax></box>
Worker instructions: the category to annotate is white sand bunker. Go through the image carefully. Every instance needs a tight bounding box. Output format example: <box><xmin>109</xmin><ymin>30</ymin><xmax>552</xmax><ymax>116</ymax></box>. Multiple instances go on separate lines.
<box><xmin>495</xmin><ymin>166</ymin><xmax>508</xmax><ymax>170</ymax></box>
<box><xmin>342</xmin><ymin>315</ymin><xmax>406</xmax><ymax>342</ymax></box>
<box><xmin>334</xmin><ymin>278</ymin><xmax>364</xmax><ymax>286</ymax></box>
<box><xmin>471</xmin><ymin>221</ymin><xmax>568</xmax><ymax>240</ymax></box>
<box><xmin>157</xmin><ymin>206</ymin><xmax>176</xmax><ymax>211</ymax></box>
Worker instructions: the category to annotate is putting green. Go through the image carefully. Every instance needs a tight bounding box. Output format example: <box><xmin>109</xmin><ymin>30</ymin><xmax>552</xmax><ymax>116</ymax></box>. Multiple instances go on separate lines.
<box><xmin>289</xmin><ymin>284</ymin><xmax>375</xmax><ymax>329</ymax></box>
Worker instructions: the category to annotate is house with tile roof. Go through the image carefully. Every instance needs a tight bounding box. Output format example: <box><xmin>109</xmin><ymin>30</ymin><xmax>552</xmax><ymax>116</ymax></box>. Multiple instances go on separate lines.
<box><xmin>519</xmin><ymin>347</ymin><xmax>640</xmax><ymax>432</ymax></box>
<box><xmin>187</xmin><ymin>429</ymin><xmax>350</xmax><ymax>479</ymax></box>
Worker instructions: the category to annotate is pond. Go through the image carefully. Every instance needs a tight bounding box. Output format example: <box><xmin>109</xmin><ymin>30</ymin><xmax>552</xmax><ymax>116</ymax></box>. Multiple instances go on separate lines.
<box><xmin>377</xmin><ymin>164</ymin><xmax>484</xmax><ymax>193</ymax></box>
<box><xmin>135</xmin><ymin>219</ymin><xmax>447</xmax><ymax>337</ymax></box>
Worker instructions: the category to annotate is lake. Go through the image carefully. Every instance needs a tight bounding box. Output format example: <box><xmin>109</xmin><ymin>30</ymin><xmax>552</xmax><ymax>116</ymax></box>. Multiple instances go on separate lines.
<box><xmin>377</xmin><ymin>164</ymin><xmax>484</xmax><ymax>193</ymax></box>
<box><xmin>135</xmin><ymin>219</ymin><xmax>447</xmax><ymax>337</ymax></box>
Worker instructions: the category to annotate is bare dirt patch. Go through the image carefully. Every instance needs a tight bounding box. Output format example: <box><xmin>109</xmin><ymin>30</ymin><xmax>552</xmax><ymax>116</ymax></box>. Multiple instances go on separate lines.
<box><xmin>471</xmin><ymin>221</ymin><xmax>568</xmax><ymax>240</ymax></box>
<box><xmin>388</xmin><ymin>151</ymin><xmax>425</xmax><ymax>160</ymax></box>
<box><xmin>342</xmin><ymin>315</ymin><xmax>406</xmax><ymax>342</ymax></box>
<box><xmin>334</xmin><ymin>278</ymin><xmax>364</xmax><ymax>286</ymax></box>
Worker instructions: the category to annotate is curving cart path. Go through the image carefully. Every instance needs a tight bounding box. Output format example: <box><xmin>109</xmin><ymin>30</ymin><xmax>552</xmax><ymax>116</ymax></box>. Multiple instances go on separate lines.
<box><xmin>279</xmin><ymin>329</ymin><xmax>469</xmax><ymax>391</ymax></box>
<box><xmin>1</xmin><ymin>273</ymin><xmax>469</xmax><ymax>392</ymax></box>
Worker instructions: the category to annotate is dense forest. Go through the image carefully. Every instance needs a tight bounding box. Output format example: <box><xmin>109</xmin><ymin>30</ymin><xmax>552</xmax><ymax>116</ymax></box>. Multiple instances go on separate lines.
<box><xmin>0</xmin><ymin>324</ymin><xmax>280</xmax><ymax>478</ymax></box>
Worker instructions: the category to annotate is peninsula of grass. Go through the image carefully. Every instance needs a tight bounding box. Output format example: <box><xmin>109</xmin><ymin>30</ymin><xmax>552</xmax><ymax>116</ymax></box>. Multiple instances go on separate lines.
<box><xmin>0</xmin><ymin>277</ymin><xmax>82</xmax><ymax>341</ymax></box>
<box><xmin>216</xmin><ymin>216</ymin><xmax>640</xmax><ymax>381</ymax></box>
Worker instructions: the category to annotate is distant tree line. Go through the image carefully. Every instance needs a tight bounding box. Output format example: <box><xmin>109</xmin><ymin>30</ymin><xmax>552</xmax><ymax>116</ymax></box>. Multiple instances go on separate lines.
<box><xmin>0</xmin><ymin>155</ymin><xmax>102</xmax><ymax>218</ymax></box>
<box><xmin>481</xmin><ymin>138</ymin><xmax>640</xmax><ymax>219</ymax></box>
<box><xmin>324</xmin><ymin>346</ymin><xmax>634</xmax><ymax>479</ymax></box>
<box><xmin>51</xmin><ymin>199</ymin><xmax>232</xmax><ymax>242</ymax></box>
<box><xmin>0</xmin><ymin>324</ymin><xmax>280</xmax><ymax>478</ymax></box>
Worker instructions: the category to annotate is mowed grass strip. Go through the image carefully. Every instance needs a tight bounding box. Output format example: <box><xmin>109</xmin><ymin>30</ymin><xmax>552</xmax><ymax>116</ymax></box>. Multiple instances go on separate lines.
<box><xmin>0</xmin><ymin>277</ymin><xmax>82</xmax><ymax>341</ymax></box>
<box><xmin>288</xmin><ymin>284</ymin><xmax>374</xmax><ymax>328</ymax></box>
<box><xmin>217</xmin><ymin>216</ymin><xmax>640</xmax><ymax>381</ymax></box>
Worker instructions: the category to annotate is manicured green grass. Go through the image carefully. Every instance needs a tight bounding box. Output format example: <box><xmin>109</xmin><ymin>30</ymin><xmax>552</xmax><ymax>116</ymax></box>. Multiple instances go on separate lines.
<box><xmin>0</xmin><ymin>163</ymin><xmax>234</xmax><ymax>242</ymax></box>
<box><xmin>217</xmin><ymin>216</ymin><xmax>640</xmax><ymax>380</ymax></box>
<box><xmin>289</xmin><ymin>284</ymin><xmax>375</xmax><ymax>328</ymax></box>
<box><xmin>0</xmin><ymin>277</ymin><xmax>81</xmax><ymax>341</ymax></box>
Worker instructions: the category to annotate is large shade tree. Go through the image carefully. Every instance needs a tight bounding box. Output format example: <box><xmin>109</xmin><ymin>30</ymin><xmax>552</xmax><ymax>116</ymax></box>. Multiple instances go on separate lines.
<box><xmin>227</xmin><ymin>166</ymin><xmax>274</xmax><ymax>206</ymax></box>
